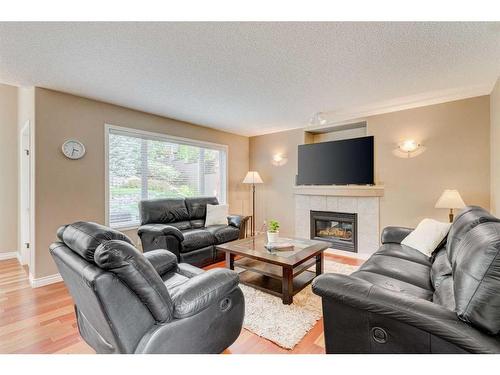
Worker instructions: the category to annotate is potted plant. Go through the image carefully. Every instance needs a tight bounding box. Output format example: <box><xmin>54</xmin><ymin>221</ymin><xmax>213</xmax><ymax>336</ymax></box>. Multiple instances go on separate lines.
<box><xmin>267</xmin><ymin>219</ymin><xmax>280</xmax><ymax>243</ymax></box>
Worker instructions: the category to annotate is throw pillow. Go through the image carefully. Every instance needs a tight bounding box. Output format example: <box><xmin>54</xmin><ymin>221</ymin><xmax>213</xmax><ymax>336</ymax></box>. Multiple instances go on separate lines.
<box><xmin>205</xmin><ymin>204</ymin><xmax>228</xmax><ymax>227</ymax></box>
<box><xmin>401</xmin><ymin>218</ymin><xmax>451</xmax><ymax>256</ymax></box>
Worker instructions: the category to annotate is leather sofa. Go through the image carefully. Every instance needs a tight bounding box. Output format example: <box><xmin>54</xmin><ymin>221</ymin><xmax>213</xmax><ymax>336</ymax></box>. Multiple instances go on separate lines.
<box><xmin>313</xmin><ymin>206</ymin><xmax>500</xmax><ymax>354</ymax></box>
<box><xmin>138</xmin><ymin>197</ymin><xmax>248</xmax><ymax>267</ymax></box>
<box><xmin>50</xmin><ymin>221</ymin><xmax>245</xmax><ymax>354</ymax></box>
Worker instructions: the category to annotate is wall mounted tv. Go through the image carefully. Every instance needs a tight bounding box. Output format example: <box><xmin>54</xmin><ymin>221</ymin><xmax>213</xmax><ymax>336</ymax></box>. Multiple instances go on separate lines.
<box><xmin>296</xmin><ymin>136</ymin><xmax>374</xmax><ymax>185</ymax></box>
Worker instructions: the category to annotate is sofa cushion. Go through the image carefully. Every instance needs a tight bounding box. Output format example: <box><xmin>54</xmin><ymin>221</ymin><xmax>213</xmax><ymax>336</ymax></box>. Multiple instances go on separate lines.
<box><xmin>374</xmin><ymin>243</ymin><xmax>432</xmax><ymax>266</ymax></box>
<box><xmin>185</xmin><ymin>197</ymin><xmax>219</xmax><ymax>220</ymax></box>
<box><xmin>453</xmin><ymin>222</ymin><xmax>500</xmax><ymax>334</ymax></box>
<box><xmin>139</xmin><ymin>198</ymin><xmax>189</xmax><ymax>225</ymax></box>
<box><xmin>57</xmin><ymin>221</ymin><xmax>132</xmax><ymax>262</ymax></box>
<box><xmin>351</xmin><ymin>242</ymin><xmax>434</xmax><ymax>301</ymax></box>
<box><xmin>163</xmin><ymin>272</ymin><xmax>189</xmax><ymax>289</ymax></box>
<box><xmin>355</xmin><ymin>251</ymin><xmax>432</xmax><ymax>291</ymax></box>
<box><xmin>430</xmin><ymin>248</ymin><xmax>452</xmax><ymax>289</ymax></box>
<box><xmin>447</xmin><ymin>206</ymin><xmax>499</xmax><ymax>265</ymax></box>
<box><xmin>168</xmin><ymin>221</ymin><xmax>192</xmax><ymax>231</ymax></box>
<box><xmin>181</xmin><ymin>229</ymin><xmax>216</xmax><ymax>252</ymax></box>
<box><xmin>190</xmin><ymin>219</ymin><xmax>205</xmax><ymax>229</ymax></box>
<box><xmin>205</xmin><ymin>225</ymin><xmax>240</xmax><ymax>244</ymax></box>
<box><xmin>177</xmin><ymin>263</ymin><xmax>205</xmax><ymax>278</ymax></box>
<box><xmin>433</xmin><ymin>276</ymin><xmax>455</xmax><ymax>311</ymax></box>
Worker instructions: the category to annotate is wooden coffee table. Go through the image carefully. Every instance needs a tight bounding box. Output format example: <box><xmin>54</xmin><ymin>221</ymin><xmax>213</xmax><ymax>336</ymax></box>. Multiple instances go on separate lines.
<box><xmin>216</xmin><ymin>235</ymin><xmax>329</xmax><ymax>304</ymax></box>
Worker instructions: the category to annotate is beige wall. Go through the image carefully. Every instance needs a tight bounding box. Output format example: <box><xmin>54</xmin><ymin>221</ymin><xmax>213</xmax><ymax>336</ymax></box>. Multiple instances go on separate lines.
<box><xmin>249</xmin><ymin>96</ymin><xmax>491</xmax><ymax>236</ymax></box>
<box><xmin>491</xmin><ymin>78</ymin><xmax>500</xmax><ymax>215</ymax></box>
<box><xmin>18</xmin><ymin>87</ymin><xmax>35</xmax><ymax>133</ymax></box>
<box><xmin>0</xmin><ymin>84</ymin><xmax>19</xmax><ymax>254</ymax></box>
<box><xmin>249</xmin><ymin>129</ymin><xmax>306</xmax><ymax>235</ymax></box>
<box><xmin>15</xmin><ymin>87</ymin><xmax>495</xmax><ymax>276</ymax></box>
<box><xmin>34</xmin><ymin>88</ymin><xmax>249</xmax><ymax>278</ymax></box>
<box><xmin>368</xmin><ymin>96</ymin><xmax>490</xmax><ymax>228</ymax></box>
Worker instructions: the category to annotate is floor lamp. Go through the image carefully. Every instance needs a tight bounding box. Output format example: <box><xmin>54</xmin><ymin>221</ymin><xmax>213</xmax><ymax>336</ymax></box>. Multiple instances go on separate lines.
<box><xmin>242</xmin><ymin>171</ymin><xmax>263</xmax><ymax>236</ymax></box>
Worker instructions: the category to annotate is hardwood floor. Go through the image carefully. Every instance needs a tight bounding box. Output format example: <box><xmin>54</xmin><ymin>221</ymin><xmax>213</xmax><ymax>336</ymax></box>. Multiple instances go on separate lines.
<box><xmin>0</xmin><ymin>253</ymin><xmax>363</xmax><ymax>354</ymax></box>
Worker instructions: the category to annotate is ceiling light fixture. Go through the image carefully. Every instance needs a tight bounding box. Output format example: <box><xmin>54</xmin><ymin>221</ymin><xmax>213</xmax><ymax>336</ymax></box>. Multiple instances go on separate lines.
<box><xmin>309</xmin><ymin>112</ymin><xmax>328</xmax><ymax>126</ymax></box>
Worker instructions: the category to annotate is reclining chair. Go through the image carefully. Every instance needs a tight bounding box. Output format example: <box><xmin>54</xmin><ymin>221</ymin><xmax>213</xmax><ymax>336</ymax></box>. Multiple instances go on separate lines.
<box><xmin>49</xmin><ymin>221</ymin><xmax>245</xmax><ymax>354</ymax></box>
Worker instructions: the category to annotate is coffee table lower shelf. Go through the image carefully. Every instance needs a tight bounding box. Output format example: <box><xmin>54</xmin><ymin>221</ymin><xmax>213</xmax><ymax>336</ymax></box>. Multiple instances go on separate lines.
<box><xmin>220</xmin><ymin>237</ymin><xmax>327</xmax><ymax>304</ymax></box>
<box><xmin>237</xmin><ymin>268</ymin><xmax>317</xmax><ymax>303</ymax></box>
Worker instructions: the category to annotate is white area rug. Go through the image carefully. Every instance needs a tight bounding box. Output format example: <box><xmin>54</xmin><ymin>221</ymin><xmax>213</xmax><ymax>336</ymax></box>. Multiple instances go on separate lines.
<box><xmin>239</xmin><ymin>260</ymin><xmax>359</xmax><ymax>349</ymax></box>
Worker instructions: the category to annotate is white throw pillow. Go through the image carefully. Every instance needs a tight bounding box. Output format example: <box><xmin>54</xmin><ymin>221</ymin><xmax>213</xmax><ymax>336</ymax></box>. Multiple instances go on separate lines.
<box><xmin>205</xmin><ymin>204</ymin><xmax>228</xmax><ymax>227</ymax></box>
<box><xmin>401</xmin><ymin>218</ymin><xmax>451</xmax><ymax>256</ymax></box>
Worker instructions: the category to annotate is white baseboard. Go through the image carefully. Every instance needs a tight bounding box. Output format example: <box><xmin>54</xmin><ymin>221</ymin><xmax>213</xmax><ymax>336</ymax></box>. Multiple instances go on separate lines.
<box><xmin>29</xmin><ymin>273</ymin><xmax>63</xmax><ymax>288</ymax></box>
<box><xmin>0</xmin><ymin>251</ymin><xmax>19</xmax><ymax>261</ymax></box>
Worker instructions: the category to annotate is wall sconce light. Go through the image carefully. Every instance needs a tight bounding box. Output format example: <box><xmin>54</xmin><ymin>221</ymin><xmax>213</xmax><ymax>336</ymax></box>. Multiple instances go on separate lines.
<box><xmin>392</xmin><ymin>139</ymin><xmax>426</xmax><ymax>158</ymax></box>
<box><xmin>271</xmin><ymin>153</ymin><xmax>288</xmax><ymax>166</ymax></box>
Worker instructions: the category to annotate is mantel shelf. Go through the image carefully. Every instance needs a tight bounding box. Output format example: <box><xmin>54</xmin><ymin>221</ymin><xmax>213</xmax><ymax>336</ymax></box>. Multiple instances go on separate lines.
<box><xmin>293</xmin><ymin>185</ymin><xmax>384</xmax><ymax>197</ymax></box>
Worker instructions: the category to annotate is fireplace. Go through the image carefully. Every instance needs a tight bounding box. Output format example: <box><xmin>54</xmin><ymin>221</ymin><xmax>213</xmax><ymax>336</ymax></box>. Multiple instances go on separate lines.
<box><xmin>310</xmin><ymin>211</ymin><xmax>357</xmax><ymax>252</ymax></box>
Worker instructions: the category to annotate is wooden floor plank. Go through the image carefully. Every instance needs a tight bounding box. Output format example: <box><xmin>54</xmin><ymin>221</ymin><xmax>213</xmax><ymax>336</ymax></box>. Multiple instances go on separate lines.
<box><xmin>0</xmin><ymin>253</ymin><xmax>362</xmax><ymax>354</ymax></box>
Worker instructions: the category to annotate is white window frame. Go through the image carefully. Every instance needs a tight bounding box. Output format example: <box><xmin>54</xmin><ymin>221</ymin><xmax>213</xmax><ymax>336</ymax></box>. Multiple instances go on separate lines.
<box><xmin>104</xmin><ymin>123</ymin><xmax>229</xmax><ymax>230</ymax></box>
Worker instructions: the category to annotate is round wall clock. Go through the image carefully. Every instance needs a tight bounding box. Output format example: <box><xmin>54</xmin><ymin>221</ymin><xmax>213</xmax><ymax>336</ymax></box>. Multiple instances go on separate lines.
<box><xmin>62</xmin><ymin>139</ymin><xmax>86</xmax><ymax>160</ymax></box>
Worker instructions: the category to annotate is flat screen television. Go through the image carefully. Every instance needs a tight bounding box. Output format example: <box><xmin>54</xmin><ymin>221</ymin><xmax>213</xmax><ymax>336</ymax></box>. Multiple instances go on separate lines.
<box><xmin>296</xmin><ymin>136</ymin><xmax>374</xmax><ymax>185</ymax></box>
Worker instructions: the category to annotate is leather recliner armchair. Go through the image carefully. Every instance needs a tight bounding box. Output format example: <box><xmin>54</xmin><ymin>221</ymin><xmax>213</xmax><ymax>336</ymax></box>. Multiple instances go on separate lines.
<box><xmin>313</xmin><ymin>206</ymin><xmax>500</xmax><ymax>354</ymax></box>
<box><xmin>49</xmin><ymin>221</ymin><xmax>245</xmax><ymax>354</ymax></box>
<box><xmin>138</xmin><ymin>197</ymin><xmax>249</xmax><ymax>267</ymax></box>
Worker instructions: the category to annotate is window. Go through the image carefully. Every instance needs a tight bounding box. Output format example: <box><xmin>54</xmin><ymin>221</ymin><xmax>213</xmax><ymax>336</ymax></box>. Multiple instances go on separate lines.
<box><xmin>106</xmin><ymin>125</ymin><xmax>227</xmax><ymax>229</ymax></box>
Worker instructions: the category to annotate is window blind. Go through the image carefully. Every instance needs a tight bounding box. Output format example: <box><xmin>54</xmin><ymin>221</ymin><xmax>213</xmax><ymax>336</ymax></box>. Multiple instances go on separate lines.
<box><xmin>107</xmin><ymin>127</ymin><xmax>227</xmax><ymax>229</ymax></box>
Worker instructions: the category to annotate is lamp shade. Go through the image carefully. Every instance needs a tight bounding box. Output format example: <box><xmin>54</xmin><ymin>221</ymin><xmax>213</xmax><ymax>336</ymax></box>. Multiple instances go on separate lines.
<box><xmin>435</xmin><ymin>189</ymin><xmax>466</xmax><ymax>209</ymax></box>
<box><xmin>242</xmin><ymin>171</ymin><xmax>263</xmax><ymax>184</ymax></box>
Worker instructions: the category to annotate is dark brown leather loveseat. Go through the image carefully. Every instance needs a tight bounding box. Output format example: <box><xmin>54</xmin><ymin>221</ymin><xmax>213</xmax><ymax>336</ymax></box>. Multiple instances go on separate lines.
<box><xmin>138</xmin><ymin>197</ymin><xmax>248</xmax><ymax>267</ymax></box>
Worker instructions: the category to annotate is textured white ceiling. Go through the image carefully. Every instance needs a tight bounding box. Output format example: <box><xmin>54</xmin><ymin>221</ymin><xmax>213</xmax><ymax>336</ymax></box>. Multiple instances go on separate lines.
<box><xmin>1</xmin><ymin>22</ymin><xmax>499</xmax><ymax>136</ymax></box>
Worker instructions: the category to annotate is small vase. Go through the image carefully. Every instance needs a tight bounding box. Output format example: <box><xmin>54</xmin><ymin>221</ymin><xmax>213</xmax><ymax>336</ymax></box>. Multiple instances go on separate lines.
<box><xmin>267</xmin><ymin>231</ymin><xmax>279</xmax><ymax>244</ymax></box>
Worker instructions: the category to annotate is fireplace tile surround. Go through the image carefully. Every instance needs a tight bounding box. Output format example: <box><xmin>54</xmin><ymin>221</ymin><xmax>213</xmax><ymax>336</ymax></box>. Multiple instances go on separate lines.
<box><xmin>294</xmin><ymin>187</ymin><xmax>382</xmax><ymax>257</ymax></box>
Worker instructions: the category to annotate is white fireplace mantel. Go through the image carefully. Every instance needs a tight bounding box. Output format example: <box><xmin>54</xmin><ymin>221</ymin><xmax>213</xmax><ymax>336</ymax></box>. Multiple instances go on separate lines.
<box><xmin>293</xmin><ymin>185</ymin><xmax>384</xmax><ymax>197</ymax></box>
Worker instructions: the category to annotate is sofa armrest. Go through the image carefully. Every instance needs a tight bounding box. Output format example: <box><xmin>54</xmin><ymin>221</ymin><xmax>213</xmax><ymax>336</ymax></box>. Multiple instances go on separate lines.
<box><xmin>312</xmin><ymin>273</ymin><xmax>500</xmax><ymax>353</ymax></box>
<box><xmin>138</xmin><ymin>224</ymin><xmax>184</xmax><ymax>241</ymax></box>
<box><xmin>227</xmin><ymin>215</ymin><xmax>250</xmax><ymax>239</ymax></box>
<box><xmin>177</xmin><ymin>263</ymin><xmax>204</xmax><ymax>278</ymax></box>
<box><xmin>227</xmin><ymin>214</ymin><xmax>249</xmax><ymax>228</ymax></box>
<box><xmin>380</xmin><ymin>226</ymin><xmax>413</xmax><ymax>244</ymax></box>
<box><xmin>143</xmin><ymin>249</ymin><xmax>178</xmax><ymax>276</ymax></box>
<box><xmin>170</xmin><ymin>269</ymin><xmax>239</xmax><ymax>319</ymax></box>
<box><xmin>138</xmin><ymin>224</ymin><xmax>185</xmax><ymax>256</ymax></box>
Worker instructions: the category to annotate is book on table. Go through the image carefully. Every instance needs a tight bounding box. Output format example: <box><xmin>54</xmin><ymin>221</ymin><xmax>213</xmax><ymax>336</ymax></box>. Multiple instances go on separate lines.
<box><xmin>264</xmin><ymin>242</ymin><xmax>294</xmax><ymax>252</ymax></box>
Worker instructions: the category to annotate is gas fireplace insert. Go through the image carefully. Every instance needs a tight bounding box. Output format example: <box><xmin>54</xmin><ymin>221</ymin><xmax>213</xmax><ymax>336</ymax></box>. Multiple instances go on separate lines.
<box><xmin>310</xmin><ymin>210</ymin><xmax>357</xmax><ymax>252</ymax></box>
